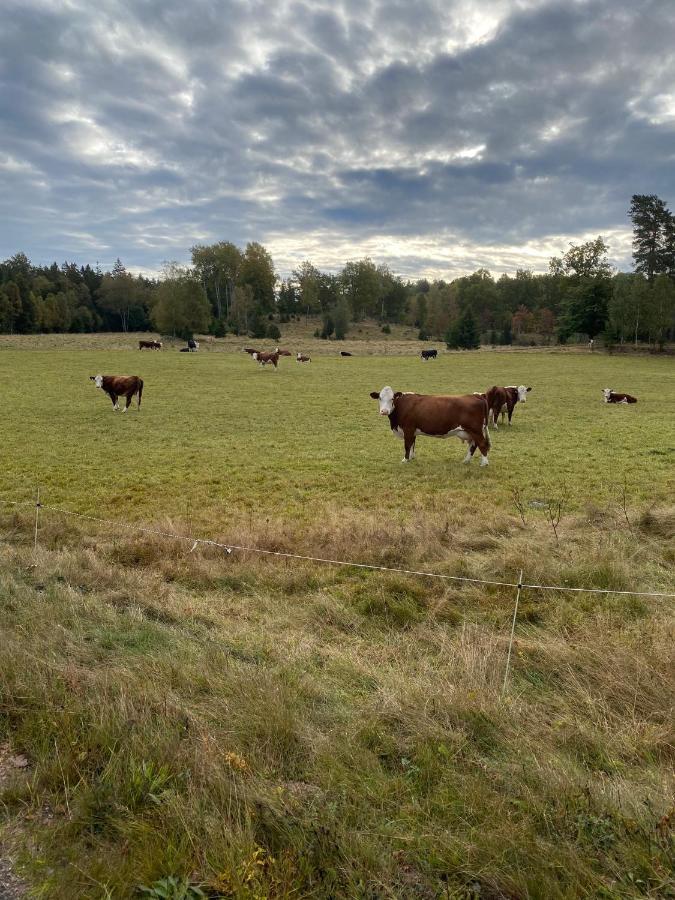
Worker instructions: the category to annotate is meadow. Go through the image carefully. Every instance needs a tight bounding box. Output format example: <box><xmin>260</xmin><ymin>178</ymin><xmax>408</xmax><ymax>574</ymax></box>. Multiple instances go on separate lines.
<box><xmin>0</xmin><ymin>334</ymin><xmax>673</xmax><ymax>898</ymax></box>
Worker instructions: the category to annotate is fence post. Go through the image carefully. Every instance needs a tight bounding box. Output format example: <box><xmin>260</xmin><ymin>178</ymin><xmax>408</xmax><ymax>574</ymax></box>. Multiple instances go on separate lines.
<box><xmin>502</xmin><ymin>569</ymin><xmax>524</xmax><ymax>694</ymax></box>
<box><xmin>33</xmin><ymin>486</ymin><xmax>41</xmax><ymax>557</ymax></box>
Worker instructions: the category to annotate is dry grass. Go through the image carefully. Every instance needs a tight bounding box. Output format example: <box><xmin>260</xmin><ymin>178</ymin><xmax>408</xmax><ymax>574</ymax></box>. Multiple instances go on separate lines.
<box><xmin>1</xmin><ymin>501</ymin><xmax>673</xmax><ymax>898</ymax></box>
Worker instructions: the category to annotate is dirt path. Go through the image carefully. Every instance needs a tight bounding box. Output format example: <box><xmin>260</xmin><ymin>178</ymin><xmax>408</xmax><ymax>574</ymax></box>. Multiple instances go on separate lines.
<box><xmin>0</xmin><ymin>745</ymin><xmax>27</xmax><ymax>899</ymax></box>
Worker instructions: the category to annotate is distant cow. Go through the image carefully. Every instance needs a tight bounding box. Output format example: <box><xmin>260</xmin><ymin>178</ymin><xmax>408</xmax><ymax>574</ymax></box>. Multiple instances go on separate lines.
<box><xmin>275</xmin><ymin>347</ymin><xmax>292</xmax><ymax>357</ymax></box>
<box><xmin>139</xmin><ymin>340</ymin><xmax>162</xmax><ymax>350</ymax></box>
<box><xmin>187</xmin><ymin>338</ymin><xmax>199</xmax><ymax>351</ymax></box>
<box><xmin>486</xmin><ymin>384</ymin><xmax>531</xmax><ymax>427</ymax></box>
<box><xmin>243</xmin><ymin>348</ymin><xmax>259</xmax><ymax>355</ymax></box>
<box><xmin>90</xmin><ymin>375</ymin><xmax>143</xmax><ymax>411</ymax></box>
<box><xmin>296</xmin><ymin>353</ymin><xmax>311</xmax><ymax>363</ymax></box>
<box><xmin>420</xmin><ymin>349</ymin><xmax>438</xmax><ymax>360</ymax></box>
<box><xmin>370</xmin><ymin>386</ymin><xmax>490</xmax><ymax>465</ymax></box>
<box><xmin>603</xmin><ymin>388</ymin><xmax>637</xmax><ymax>404</ymax></box>
<box><xmin>340</xmin><ymin>351</ymin><xmax>353</xmax><ymax>357</ymax></box>
<box><xmin>252</xmin><ymin>350</ymin><xmax>280</xmax><ymax>369</ymax></box>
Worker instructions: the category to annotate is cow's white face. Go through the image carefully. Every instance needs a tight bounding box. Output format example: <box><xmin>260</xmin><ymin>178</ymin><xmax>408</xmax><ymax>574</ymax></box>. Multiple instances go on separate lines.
<box><xmin>602</xmin><ymin>388</ymin><xmax>611</xmax><ymax>402</ymax></box>
<box><xmin>252</xmin><ymin>352</ymin><xmax>259</xmax><ymax>361</ymax></box>
<box><xmin>370</xmin><ymin>385</ymin><xmax>396</xmax><ymax>416</ymax></box>
<box><xmin>517</xmin><ymin>385</ymin><xmax>531</xmax><ymax>402</ymax></box>
<box><xmin>92</xmin><ymin>374</ymin><xmax>103</xmax><ymax>389</ymax></box>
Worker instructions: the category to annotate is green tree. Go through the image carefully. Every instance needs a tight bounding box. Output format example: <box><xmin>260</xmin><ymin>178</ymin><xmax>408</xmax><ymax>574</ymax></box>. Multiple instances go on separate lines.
<box><xmin>191</xmin><ymin>241</ymin><xmax>242</xmax><ymax>320</ymax></box>
<box><xmin>239</xmin><ymin>242</ymin><xmax>276</xmax><ymax>314</ymax></box>
<box><xmin>151</xmin><ymin>264</ymin><xmax>211</xmax><ymax>338</ymax></box>
<box><xmin>549</xmin><ymin>237</ymin><xmax>613</xmax><ymax>279</ymax></box>
<box><xmin>97</xmin><ymin>259</ymin><xmax>141</xmax><ymax>332</ymax></box>
<box><xmin>629</xmin><ymin>194</ymin><xmax>673</xmax><ymax>281</ymax></box>
<box><xmin>333</xmin><ymin>299</ymin><xmax>350</xmax><ymax>340</ymax></box>
<box><xmin>293</xmin><ymin>261</ymin><xmax>322</xmax><ymax>317</ymax></box>
<box><xmin>446</xmin><ymin>306</ymin><xmax>479</xmax><ymax>349</ymax></box>
<box><xmin>645</xmin><ymin>274</ymin><xmax>675</xmax><ymax>348</ymax></box>
<box><xmin>341</xmin><ymin>259</ymin><xmax>381</xmax><ymax>320</ymax></box>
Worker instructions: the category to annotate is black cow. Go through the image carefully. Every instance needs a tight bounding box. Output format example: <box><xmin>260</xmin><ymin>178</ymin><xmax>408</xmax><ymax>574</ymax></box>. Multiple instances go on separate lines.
<box><xmin>421</xmin><ymin>349</ymin><xmax>438</xmax><ymax>360</ymax></box>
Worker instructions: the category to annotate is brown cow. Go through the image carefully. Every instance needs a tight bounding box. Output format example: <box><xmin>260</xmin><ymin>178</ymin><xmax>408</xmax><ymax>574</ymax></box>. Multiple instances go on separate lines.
<box><xmin>370</xmin><ymin>386</ymin><xmax>490</xmax><ymax>465</ymax></box>
<box><xmin>90</xmin><ymin>375</ymin><xmax>143</xmax><ymax>411</ymax></box>
<box><xmin>275</xmin><ymin>347</ymin><xmax>292</xmax><ymax>356</ymax></box>
<box><xmin>252</xmin><ymin>351</ymin><xmax>280</xmax><ymax>369</ymax></box>
<box><xmin>296</xmin><ymin>353</ymin><xmax>311</xmax><ymax>363</ymax></box>
<box><xmin>486</xmin><ymin>384</ymin><xmax>531</xmax><ymax>427</ymax></box>
<box><xmin>603</xmin><ymin>388</ymin><xmax>637</xmax><ymax>404</ymax></box>
<box><xmin>139</xmin><ymin>339</ymin><xmax>162</xmax><ymax>350</ymax></box>
<box><xmin>243</xmin><ymin>347</ymin><xmax>259</xmax><ymax>355</ymax></box>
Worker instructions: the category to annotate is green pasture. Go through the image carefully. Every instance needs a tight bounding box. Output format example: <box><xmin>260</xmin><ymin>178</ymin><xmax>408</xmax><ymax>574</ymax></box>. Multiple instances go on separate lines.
<box><xmin>0</xmin><ymin>346</ymin><xmax>672</xmax><ymax>529</ymax></box>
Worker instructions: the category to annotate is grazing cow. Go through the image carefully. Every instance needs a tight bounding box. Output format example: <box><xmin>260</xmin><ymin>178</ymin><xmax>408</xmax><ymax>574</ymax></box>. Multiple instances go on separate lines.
<box><xmin>90</xmin><ymin>375</ymin><xmax>143</xmax><ymax>411</ymax></box>
<box><xmin>252</xmin><ymin>350</ymin><xmax>280</xmax><ymax>369</ymax></box>
<box><xmin>370</xmin><ymin>386</ymin><xmax>490</xmax><ymax>465</ymax></box>
<box><xmin>296</xmin><ymin>353</ymin><xmax>311</xmax><ymax>363</ymax></box>
<box><xmin>603</xmin><ymin>388</ymin><xmax>637</xmax><ymax>404</ymax></box>
<box><xmin>420</xmin><ymin>348</ymin><xmax>438</xmax><ymax>360</ymax></box>
<box><xmin>486</xmin><ymin>384</ymin><xmax>531</xmax><ymax>427</ymax></box>
<box><xmin>340</xmin><ymin>351</ymin><xmax>353</xmax><ymax>357</ymax></box>
<box><xmin>139</xmin><ymin>339</ymin><xmax>162</xmax><ymax>350</ymax></box>
<box><xmin>275</xmin><ymin>347</ymin><xmax>292</xmax><ymax>357</ymax></box>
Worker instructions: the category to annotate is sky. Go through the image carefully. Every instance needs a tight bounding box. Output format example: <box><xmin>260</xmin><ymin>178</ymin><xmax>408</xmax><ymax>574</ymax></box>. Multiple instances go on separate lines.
<box><xmin>2</xmin><ymin>0</ymin><xmax>675</xmax><ymax>281</ymax></box>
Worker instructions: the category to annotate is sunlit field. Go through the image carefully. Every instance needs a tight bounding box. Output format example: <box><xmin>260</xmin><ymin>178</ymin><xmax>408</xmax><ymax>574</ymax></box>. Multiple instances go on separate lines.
<box><xmin>0</xmin><ymin>336</ymin><xmax>673</xmax><ymax>898</ymax></box>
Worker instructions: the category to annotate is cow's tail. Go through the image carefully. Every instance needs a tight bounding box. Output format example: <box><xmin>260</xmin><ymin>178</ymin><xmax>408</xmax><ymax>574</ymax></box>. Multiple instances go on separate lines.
<box><xmin>482</xmin><ymin>397</ymin><xmax>491</xmax><ymax>448</ymax></box>
<box><xmin>137</xmin><ymin>378</ymin><xmax>143</xmax><ymax>409</ymax></box>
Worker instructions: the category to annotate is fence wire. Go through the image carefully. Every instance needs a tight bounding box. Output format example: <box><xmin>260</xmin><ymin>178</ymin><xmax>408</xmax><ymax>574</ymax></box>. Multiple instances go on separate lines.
<box><xmin>1</xmin><ymin>495</ymin><xmax>674</xmax><ymax>599</ymax></box>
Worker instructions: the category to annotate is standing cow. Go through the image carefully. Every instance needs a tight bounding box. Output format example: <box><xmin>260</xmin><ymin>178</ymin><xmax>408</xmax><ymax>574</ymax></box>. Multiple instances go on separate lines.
<box><xmin>252</xmin><ymin>351</ymin><xmax>280</xmax><ymax>369</ymax></box>
<box><xmin>486</xmin><ymin>384</ymin><xmax>531</xmax><ymax>428</ymax></box>
<box><xmin>420</xmin><ymin>349</ymin><xmax>438</xmax><ymax>360</ymax></box>
<box><xmin>370</xmin><ymin>386</ymin><xmax>490</xmax><ymax>465</ymax></box>
<box><xmin>90</xmin><ymin>375</ymin><xmax>143</xmax><ymax>411</ymax></box>
<box><xmin>296</xmin><ymin>353</ymin><xmax>311</xmax><ymax>363</ymax></box>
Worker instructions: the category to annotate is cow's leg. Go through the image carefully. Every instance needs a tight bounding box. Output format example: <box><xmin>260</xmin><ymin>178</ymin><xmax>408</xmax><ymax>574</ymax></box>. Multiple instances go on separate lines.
<box><xmin>109</xmin><ymin>392</ymin><xmax>118</xmax><ymax>410</ymax></box>
<box><xmin>123</xmin><ymin>392</ymin><xmax>133</xmax><ymax>412</ymax></box>
<box><xmin>507</xmin><ymin>402</ymin><xmax>515</xmax><ymax>424</ymax></box>
<box><xmin>473</xmin><ymin>429</ymin><xmax>490</xmax><ymax>466</ymax></box>
<box><xmin>463</xmin><ymin>440</ymin><xmax>476</xmax><ymax>463</ymax></box>
<box><xmin>402</xmin><ymin>429</ymin><xmax>416</xmax><ymax>462</ymax></box>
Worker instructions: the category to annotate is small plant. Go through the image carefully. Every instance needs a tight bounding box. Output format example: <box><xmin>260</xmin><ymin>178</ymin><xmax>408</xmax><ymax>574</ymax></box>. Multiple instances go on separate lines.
<box><xmin>125</xmin><ymin>759</ymin><xmax>174</xmax><ymax>811</ymax></box>
<box><xmin>511</xmin><ymin>487</ymin><xmax>527</xmax><ymax>526</ymax></box>
<box><xmin>139</xmin><ymin>876</ymin><xmax>205</xmax><ymax>899</ymax></box>
<box><xmin>544</xmin><ymin>485</ymin><xmax>568</xmax><ymax>542</ymax></box>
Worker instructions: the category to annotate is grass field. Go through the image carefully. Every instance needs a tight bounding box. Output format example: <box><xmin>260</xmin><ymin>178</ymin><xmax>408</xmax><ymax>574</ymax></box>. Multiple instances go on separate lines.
<box><xmin>0</xmin><ymin>335</ymin><xmax>674</xmax><ymax>898</ymax></box>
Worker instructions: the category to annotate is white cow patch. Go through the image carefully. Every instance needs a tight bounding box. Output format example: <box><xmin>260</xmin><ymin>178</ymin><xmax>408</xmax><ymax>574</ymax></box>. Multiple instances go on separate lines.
<box><xmin>94</xmin><ymin>374</ymin><xmax>103</xmax><ymax>389</ymax></box>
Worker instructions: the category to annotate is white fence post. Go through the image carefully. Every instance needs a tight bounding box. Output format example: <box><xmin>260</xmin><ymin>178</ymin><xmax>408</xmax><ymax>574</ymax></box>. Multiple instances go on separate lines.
<box><xmin>502</xmin><ymin>568</ymin><xmax>524</xmax><ymax>694</ymax></box>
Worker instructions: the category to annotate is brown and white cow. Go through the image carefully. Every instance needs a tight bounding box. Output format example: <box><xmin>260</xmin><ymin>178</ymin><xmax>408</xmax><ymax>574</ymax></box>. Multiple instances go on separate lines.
<box><xmin>252</xmin><ymin>350</ymin><xmax>280</xmax><ymax>369</ymax></box>
<box><xmin>603</xmin><ymin>388</ymin><xmax>637</xmax><ymax>404</ymax></box>
<box><xmin>370</xmin><ymin>386</ymin><xmax>490</xmax><ymax>465</ymax></box>
<box><xmin>243</xmin><ymin>347</ymin><xmax>259</xmax><ymax>355</ymax></box>
<box><xmin>90</xmin><ymin>375</ymin><xmax>143</xmax><ymax>411</ymax></box>
<box><xmin>486</xmin><ymin>384</ymin><xmax>531</xmax><ymax>427</ymax></box>
<box><xmin>139</xmin><ymin>339</ymin><xmax>162</xmax><ymax>350</ymax></box>
<box><xmin>296</xmin><ymin>353</ymin><xmax>311</xmax><ymax>363</ymax></box>
<box><xmin>275</xmin><ymin>347</ymin><xmax>292</xmax><ymax>357</ymax></box>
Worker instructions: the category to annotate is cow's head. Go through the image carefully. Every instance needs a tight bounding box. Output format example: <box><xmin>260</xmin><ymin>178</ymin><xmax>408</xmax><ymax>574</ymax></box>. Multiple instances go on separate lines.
<box><xmin>370</xmin><ymin>386</ymin><xmax>401</xmax><ymax>416</ymax></box>
<box><xmin>517</xmin><ymin>385</ymin><xmax>532</xmax><ymax>402</ymax></box>
<box><xmin>90</xmin><ymin>375</ymin><xmax>103</xmax><ymax>389</ymax></box>
<box><xmin>602</xmin><ymin>388</ymin><xmax>612</xmax><ymax>402</ymax></box>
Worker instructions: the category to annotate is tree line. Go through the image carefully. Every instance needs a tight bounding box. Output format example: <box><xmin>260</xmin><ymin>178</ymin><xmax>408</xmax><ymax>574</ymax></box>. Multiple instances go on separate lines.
<box><xmin>1</xmin><ymin>194</ymin><xmax>673</xmax><ymax>348</ymax></box>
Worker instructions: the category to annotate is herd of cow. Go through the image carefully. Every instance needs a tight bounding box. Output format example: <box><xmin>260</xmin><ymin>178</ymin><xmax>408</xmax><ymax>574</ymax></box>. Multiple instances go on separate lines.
<box><xmin>89</xmin><ymin>343</ymin><xmax>639</xmax><ymax>468</ymax></box>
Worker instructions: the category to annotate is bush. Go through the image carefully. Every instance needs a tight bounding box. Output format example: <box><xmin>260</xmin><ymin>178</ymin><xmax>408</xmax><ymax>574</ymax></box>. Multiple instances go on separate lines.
<box><xmin>418</xmin><ymin>329</ymin><xmax>429</xmax><ymax>341</ymax></box>
<box><xmin>211</xmin><ymin>318</ymin><xmax>227</xmax><ymax>337</ymax></box>
<box><xmin>381</xmin><ymin>324</ymin><xmax>391</xmax><ymax>334</ymax></box>
<box><xmin>267</xmin><ymin>323</ymin><xmax>281</xmax><ymax>340</ymax></box>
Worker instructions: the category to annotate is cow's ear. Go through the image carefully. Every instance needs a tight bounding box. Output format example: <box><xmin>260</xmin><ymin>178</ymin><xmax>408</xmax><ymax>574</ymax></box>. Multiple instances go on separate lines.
<box><xmin>369</xmin><ymin>391</ymin><xmax>380</xmax><ymax>399</ymax></box>
<box><xmin>527</xmin><ymin>386</ymin><xmax>532</xmax><ymax>392</ymax></box>
<box><xmin>393</xmin><ymin>391</ymin><xmax>402</xmax><ymax>399</ymax></box>
<box><xmin>89</xmin><ymin>376</ymin><xmax>95</xmax><ymax>381</ymax></box>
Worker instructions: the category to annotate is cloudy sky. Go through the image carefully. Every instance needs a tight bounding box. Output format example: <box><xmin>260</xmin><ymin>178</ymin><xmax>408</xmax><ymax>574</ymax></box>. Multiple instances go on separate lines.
<box><xmin>2</xmin><ymin>0</ymin><xmax>675</xmax><ymax>280</ymax></box>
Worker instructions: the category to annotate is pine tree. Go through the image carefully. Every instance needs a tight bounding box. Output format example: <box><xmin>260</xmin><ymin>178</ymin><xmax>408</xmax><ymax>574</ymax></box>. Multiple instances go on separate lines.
<box><xmin>629</xmin><ymin>194</ymin><xmax>673</xmax><ymax>281</ymax></box>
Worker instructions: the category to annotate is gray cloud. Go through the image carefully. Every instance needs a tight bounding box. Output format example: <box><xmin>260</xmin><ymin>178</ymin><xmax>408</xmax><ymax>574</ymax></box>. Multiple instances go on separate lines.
<box><xmin>1</xmin><ymin>0</ymin><xmax>674</xmax><ymax>277</ymax></box>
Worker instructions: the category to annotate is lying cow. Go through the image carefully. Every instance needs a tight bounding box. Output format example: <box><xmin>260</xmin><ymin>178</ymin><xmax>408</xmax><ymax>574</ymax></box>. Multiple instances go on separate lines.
<box><xmin>139</xmin><ymin>339</ymin><xmax>162</xmax><ymax>350</ymax></box>
<box><xmin>296</xmin><ymin>353</ymin><xmax>311</xmax><ymax>363</ymax></box>
<box><xmin>420</xmin><ymin>348</ymin><xmax>438</xmax><ymax>360</ymax></box>
<box><xmin>340</xmin><ymin>351</ymin><xmax>353</xmax><ymax>357</ymax></box>
<box><xmin>370</xmin><ymin>386</ymin><xmax>490</xmax><ymax>465</ymax></box>
<box><xmin>90</xmin><ymin>375</ymin><xmax>143</xmax><ymax>411</ymax></box>
<box><xmin>243</xmin><ymin>347</ymin><xmax>259</xmax><ymax>355</ymax></box>
<box><xmin>603</xmin><ymin>388</ymin><xmax>637</xmax><ymax>404</ymax></box>
<box><xmin>275</xmin><ymin>347</ymin><xmax>292</xmax><ymax>357</ymax></box>
<box><xmin>252</xmin><ymin>350</ymin><xmax>280</xmax><ymax>369</ymax></box>
<box><xmin>486</xmin><ymin>384</ymin><xmax>531</xmax><ymax>428</ymax></box>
